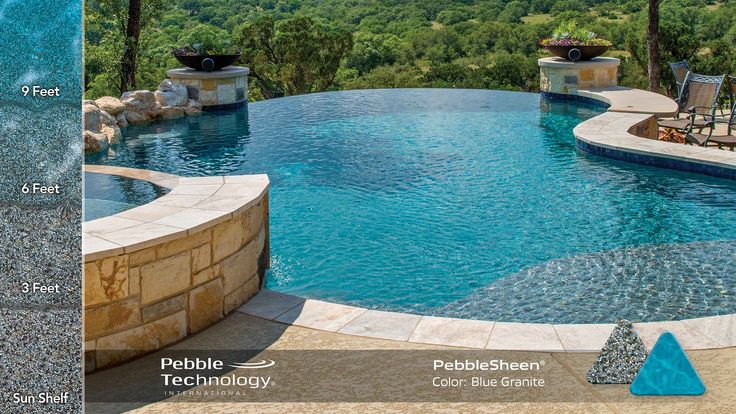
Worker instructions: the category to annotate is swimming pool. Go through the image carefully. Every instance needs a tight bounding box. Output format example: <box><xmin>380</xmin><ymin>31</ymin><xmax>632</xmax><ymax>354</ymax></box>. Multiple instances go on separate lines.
<box><xmin>85</xmin><ymin>89</ymin><xmax>736</xmax><ymax>323</ymax></box>
<box><xmin>84</xmin><ymin>172</ymin><xmax>168</xmax><ymax>221</ymax></box>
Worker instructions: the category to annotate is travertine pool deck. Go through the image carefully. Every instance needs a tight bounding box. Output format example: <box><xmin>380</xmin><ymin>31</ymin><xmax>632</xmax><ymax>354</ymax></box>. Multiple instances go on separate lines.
<box><xmin>238</xmin><ymin>289</ymin><xmax>735</xmax><ymax>352</ymax></box>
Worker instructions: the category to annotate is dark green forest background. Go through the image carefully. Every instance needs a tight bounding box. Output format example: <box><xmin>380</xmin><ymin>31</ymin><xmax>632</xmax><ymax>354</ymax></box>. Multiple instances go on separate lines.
<box><xmin>85</xmin><ymin>0</ymin><xmax>736</xmax><ymax>101</ymax></box>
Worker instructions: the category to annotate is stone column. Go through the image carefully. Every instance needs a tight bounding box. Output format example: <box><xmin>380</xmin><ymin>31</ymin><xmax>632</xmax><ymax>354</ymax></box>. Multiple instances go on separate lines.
<box><xmin>167</xmin><ymin>66</ymin><xmax>250</xmax><ymax>110</ymax></box>
<box><xmin>539</xmin><ymin>57</ymin><xmax>620</xmax><ymax>95</ymax></box>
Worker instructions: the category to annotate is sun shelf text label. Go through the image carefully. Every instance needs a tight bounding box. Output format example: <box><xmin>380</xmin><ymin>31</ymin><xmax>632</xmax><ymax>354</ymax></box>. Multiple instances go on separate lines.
<box><xmin>21</xmin><ymin>283</ymin><xmax>61</xmax><ymax>294</ymax></box>
<box><xmin>20</xmin><ymin>85</ymin><xmax>60</xmax><ymax>97</ymax></box>
<box><xmin>21</xmin><ymin>183</ymin><xmax>61</xmax><ymax>194</ymax></box>
<box><xmin>12</xmin><ymin>392</ymin><xmax>69</xmax><ymax>404</ymax></box>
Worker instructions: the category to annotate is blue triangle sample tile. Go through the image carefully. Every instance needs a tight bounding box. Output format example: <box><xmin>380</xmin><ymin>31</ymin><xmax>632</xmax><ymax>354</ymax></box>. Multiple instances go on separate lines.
<box><xmin>630</xmin><ymin>332</ymin><xmax>705</xmax><ymax>396</ymax></box>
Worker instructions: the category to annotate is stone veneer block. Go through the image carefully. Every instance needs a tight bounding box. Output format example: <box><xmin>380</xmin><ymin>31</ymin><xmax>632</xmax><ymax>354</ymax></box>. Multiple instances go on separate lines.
<box><xmin>192</xmin><ymin>263</ymin><xmax>220</xmax><ymax>286</ymax></box>
<box><xmin>128</xmin><ymin>247</ymin><xmax>156</xmax><ymax>267</ymax></box>
<box><xmin>191</xmin><ymin>243</ymin><xmax>212</xmax><ymax>273</ymax></box>
<box><xmin>85</xmin><ymin>297</ymin><xmax>141</xmax><ymax>338</ymax></box>
<box><xmin>188</xmin><ymin>279</ymin><xmax>224</xmax><ymax>332</ymax></box>
<box><xmin>156</xmin><ymin>229</ymin><xmax>210</xmax><ymax>260</ymax></box>
<box><xmin>141</xmin><ymin>294</ymin><xmax>186</xmax><ymax>323</ymax></box>
<box><xmin>139</xmin><ymin>251</ymin><xmax>191</xmax><ymax>305</ymax></box>
<box><xmin>220</xmin><ymin>230</ymin><xmax>264</xmax><ymax>294</ymax></box>
<box><xmin>212</xmin><ymin>214</ymin><xmax>245</xmax><ymax>262</ymax></box>
<box><xmin>95</xmin><ymin>311</ymin><xmax>187</xmax><ymax>369</ymax></box>
<box><xmin>129</xmin><ymin>267</ymin><xmax>140</xmax><ymax>295</ymax></box>
<box><xmin>217</xmin><ymin>84</ymin><xmax>236</xmax><ymax>104</ymax></box>
<box><xmin>224</xmin><ymin>275</ymin><xmax>259</xmax><ymax>314</ymax></box>
<box><xmin>84</xmin><ymin>256</ymin><xmax>129</xmax><ymax>306</ymax></box>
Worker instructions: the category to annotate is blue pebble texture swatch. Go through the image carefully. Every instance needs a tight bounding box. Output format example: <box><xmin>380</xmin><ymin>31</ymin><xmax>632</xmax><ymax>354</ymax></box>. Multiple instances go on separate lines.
<box><xmin>630</xmin><ymin>332</ymin><xmax>706</xmax><ymax>396</ymax></box>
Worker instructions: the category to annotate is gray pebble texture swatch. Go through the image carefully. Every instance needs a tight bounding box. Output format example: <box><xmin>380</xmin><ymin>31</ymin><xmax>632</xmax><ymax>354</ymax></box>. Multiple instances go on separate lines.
<box><xmin>0</xmin><ymin>0</ymin><xmax>82</xmax><ymax>412</ymax></box>
<box><xmin>587</xmin><ymin>319</ymin><xmax>648</xmax><ymax>384</ymax></box>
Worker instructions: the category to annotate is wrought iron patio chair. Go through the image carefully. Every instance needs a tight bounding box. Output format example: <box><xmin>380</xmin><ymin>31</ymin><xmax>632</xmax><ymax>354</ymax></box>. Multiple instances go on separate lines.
<box><xmin>686</xmin><ymin>97</ymin><xmax>736</xmax><ymax>149</ymax></box>
<box><xmin>669</xmin><ymin>60</ymin><xmax>690</xmax><ymax>104</ymax></box>
<box><xmin>658</xmin><ymin>72</ymin><xmax>725</xmax><ymax>132</ymax></box>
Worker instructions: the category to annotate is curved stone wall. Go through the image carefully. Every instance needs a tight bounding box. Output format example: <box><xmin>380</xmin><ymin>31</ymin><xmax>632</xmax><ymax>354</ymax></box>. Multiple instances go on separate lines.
<box><xmin>83</xmin><ymin>167</ymin><xmax>269</xmax><ymax>371</ymax></box>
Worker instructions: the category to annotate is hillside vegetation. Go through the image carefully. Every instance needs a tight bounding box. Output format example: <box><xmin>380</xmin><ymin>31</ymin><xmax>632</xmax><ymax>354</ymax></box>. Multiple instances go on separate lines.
<box><xmin>85</xmin><ymin>0</ymin><xmax>736</xmax><ymax>100</ymax></box>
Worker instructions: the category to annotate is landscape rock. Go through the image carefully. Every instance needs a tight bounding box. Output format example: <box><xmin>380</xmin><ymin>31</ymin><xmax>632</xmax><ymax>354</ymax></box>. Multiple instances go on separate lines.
<box><xmin>123</xmin><ymin>109</ymin><xmax>149</xmax><ymax>125</ymax></box>
<box><xmin>160</xmin><ymin>106</ymin><xmax>185</xmax><ymax>120</ymax></box>
<box><xmin>95</xmin><ymin>96</ymin><xmax>126</xmax><ymax>115</ymax></box>
<box><xmin>155</xmin><ymin>79</ymin><xmax>188</xmax><ymax>107</ymax></box>
<box><xmin>83</xmin><ymin>104</ymin><xmax>102</xmax><ymax>132</ymax></box>
<box><xmin>115</xmin><ymin>113</ymin><xmax>128</xmax><ymax>128</ymax></box>
<box><xmin>84</xmin><ymin>99</ymin><xmax>98</xmax><ymax>106</ymax></box>
<box><xmin>99</xmin><ymin>109</ymin><xmax>117</xmax><ymax>127</ymax></box>
<box><xmin>587</xmin><ymin>319</ymin><xmax>648</xmax><ymax>384</ymax></box>
<box><xmin>101</xmin><ymin>125</ymin><xmax>122</xmax><ymax>145</ymax></box>
<box><xmin>84</xmin><ymin>130</ymin><xmax>108</xmax><ymax>153</ymax></box>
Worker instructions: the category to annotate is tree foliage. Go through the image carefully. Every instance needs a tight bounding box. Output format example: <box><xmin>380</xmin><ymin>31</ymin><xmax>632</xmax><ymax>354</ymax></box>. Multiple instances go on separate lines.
<box><xmin>83</xmin><ymin>0</ymin><xmax>736</xmax><ymax>101</ymax></box>
<box><xmin>234</xmin><ymin>16</ymin><xmax>353</xmax><ymax>98</ymax></box>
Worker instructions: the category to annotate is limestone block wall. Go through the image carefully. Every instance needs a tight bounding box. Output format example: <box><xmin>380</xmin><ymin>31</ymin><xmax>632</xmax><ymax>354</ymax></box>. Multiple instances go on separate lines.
<box><xmin>83</xmin><ymin>171</ymin><xmax>269</xmax><ymax>372</ymax></box>
<box><xmin>539</xmin><ymin>57</ymin><xmax>620</xmax><ymax>94</ymax></box>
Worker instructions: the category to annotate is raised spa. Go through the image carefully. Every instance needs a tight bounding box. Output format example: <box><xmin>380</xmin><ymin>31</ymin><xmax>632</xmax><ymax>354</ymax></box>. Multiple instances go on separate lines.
<box><xmin>84</xmin><ymin>171</ymin><xmax>168</xmax><ymax>221</ymax></box>
<box><xmin>85</xmin><ymin>89</ymin><xmax>736</xmax><ymax>323</ymax></box>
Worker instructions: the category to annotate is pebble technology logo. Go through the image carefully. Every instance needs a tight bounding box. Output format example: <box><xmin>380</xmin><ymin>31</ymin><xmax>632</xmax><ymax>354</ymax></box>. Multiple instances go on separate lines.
<box><xmin>160</xmin><ymin>357</ymin><xmax>274</xmax><ymax>389</ymax></box>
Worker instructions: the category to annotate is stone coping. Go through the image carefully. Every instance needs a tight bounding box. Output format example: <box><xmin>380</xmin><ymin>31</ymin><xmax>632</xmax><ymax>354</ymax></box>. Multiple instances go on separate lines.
<box><xmin>166</xmin><ymin>66</ymin><xmax>250</xmax><ymax>79</ymax></box>
<box><xmin>574</xmin><ymin>111</ymin><xmax>736</xmax><ymax>177</ymax></box>
<box><xmin>538</xmin><ymin>56</ymin><xmax>620</xmax><ymax>69</ymax></box>
<box><xmin>238</xmin><ymin>290</ymin><xmax>735</xmax><ymax>352</ymax></box>
<box><xmin>83</xmin><ymin>165</ymin><xmax>269</xmax><ymax>262</ymax></box>
<box><xmin>576</xmin><ymin>87</ymin><xmax>678</xmax><ymax>117</ymax></box>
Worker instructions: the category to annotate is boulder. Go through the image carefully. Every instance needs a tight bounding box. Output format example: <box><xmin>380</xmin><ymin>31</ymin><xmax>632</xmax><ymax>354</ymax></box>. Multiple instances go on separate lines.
<box><xmin>95</xmin><ymin>96</ymin><xmax>126</xmax><ymax>115</ymax></box>
<box><xmin>84</xmin><ymin>130</ymin><xmax>108</xmax><ymax>153</ymax></box>
<box><xmin>101</xmin><ymin>125</ymin><xmax>122</xmax><ymax>145</ymax></box>
<box><xmin>99</xmin><ymin>109</ymin><xmax>117</xmax><ymax>127</ymax></box>
<box><xmin>115</xmin><ymin>113</ymin><xmax>128</xmax><ymax>129</ymax></box>
<box><xmin>121</xmin><ymin>90</ymin><xmax>161</xmax><ymax>124</ymax></box>
<box><xmin>160</xmin><ymin>106</ymin><xmax>185</xmax><ymax>120</ymax></box>
<box><xmin>155</xmin><ymin>80</ymin><xmax>189</xmax><ymax>107</ymax></box>
<box><xmin>83</xmin><ymin>99</ymin><xmax>98</xmax><ymax>106</ymax></box>
<box><xmin>183</xmin><ymin>106</ymin><xmax>202</xmax><ymax>117</ymax></box>
<box><xmin>83</xmin><ymin>104</ymin><xmax>102</xmax><ymax>132</ymax></box>
<box><xmin>121</xmin><ymin>90</ymin><xmax>157</xmax><ymax>108</ymax></box>
<box><xmin>123</xmin><ymin>109</ymin><xmax>149</xmax><ymax>125</ymax></box>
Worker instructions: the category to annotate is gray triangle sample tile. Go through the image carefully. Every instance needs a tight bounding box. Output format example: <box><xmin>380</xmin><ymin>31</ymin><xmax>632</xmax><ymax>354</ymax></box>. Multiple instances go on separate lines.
<box><xmin>587</xmin><ymin>319</ymin><xmax>648</xmax><ymax>384</ymax></box>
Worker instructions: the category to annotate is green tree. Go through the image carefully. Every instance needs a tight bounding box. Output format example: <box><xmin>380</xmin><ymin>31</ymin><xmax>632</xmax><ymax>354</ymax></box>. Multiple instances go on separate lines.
<box><xmin>235</xmin><ymin>16</ymin><xmax>353</xmax><ymax>98</ymax></box>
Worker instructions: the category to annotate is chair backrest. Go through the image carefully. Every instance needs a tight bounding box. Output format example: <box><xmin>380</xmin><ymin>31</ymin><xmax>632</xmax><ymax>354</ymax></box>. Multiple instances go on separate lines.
<box><xmin>679</xmin><ymin>72</ymin><xmax>725</xmax><ymax>116</ymax></box>
<box><xmin>728</xmin><ymin>79</ymin><xmax>736</xmax><ymax>135</ymax></box>
<box><xmin>669</xmin><ymin>60</ymin><xmax>690</xmax><ymax>98</ymax></box>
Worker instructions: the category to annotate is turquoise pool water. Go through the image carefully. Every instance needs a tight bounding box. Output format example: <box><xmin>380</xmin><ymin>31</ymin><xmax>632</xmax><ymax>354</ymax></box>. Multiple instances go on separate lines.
<box><xmin>85</xmin><ymin>89</ymin><xmax>736</xmax><ymax>323</ymax></box>
<box><xmin>84</xmin><ymin>172</ymin><xmax>168</xmax><ymax>221</ymax></box>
